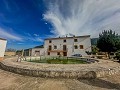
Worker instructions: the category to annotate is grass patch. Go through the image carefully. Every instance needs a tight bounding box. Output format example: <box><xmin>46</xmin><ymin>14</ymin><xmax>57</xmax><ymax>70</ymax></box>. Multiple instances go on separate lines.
<box><xmin>27</xmin><ymin>58</ymin><xmax>87</xmax><ymax>64</ymax></box>
<box><xmin>47</xmin><ymin>59</ymin><xmax>87</xmax><ymax>64</ymax></box>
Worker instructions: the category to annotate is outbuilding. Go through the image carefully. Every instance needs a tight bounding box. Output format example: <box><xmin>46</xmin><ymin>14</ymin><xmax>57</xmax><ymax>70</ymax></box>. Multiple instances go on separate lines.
<box><xmin>0</xmin><ymin>38</ymin><xmax>7</xmax><ymax>60</ymax></box>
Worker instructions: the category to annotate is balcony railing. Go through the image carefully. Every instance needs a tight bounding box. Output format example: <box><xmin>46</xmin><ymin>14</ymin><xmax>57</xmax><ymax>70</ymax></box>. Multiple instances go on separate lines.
<box><xmin>47</xmin><ymin>48</ymin><xmax>68</xmax><ymax>52</ymax></box>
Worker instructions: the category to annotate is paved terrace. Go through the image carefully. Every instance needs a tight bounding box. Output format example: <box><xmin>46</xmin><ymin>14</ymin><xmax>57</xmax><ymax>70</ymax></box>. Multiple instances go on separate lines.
<box><xmin>0</xmin><ymin>57</ymin><xmax>120</xmax><ymax>79</ymax></box>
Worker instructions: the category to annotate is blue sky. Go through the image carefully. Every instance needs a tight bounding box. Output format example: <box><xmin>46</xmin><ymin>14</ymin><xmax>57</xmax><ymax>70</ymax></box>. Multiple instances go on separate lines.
<box><xmin>0</xmin><ymin>0</ymin><xmax>120</xmax><ymax>50</ymax></box>
<box><xmin>0</xmin><ymin>0</ymin><xmax>53</xmax><ymax>49</ymax></box>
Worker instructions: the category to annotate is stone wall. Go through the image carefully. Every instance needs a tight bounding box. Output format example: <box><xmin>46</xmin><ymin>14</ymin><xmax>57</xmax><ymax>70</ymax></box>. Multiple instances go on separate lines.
<box><xmin>0</xmin><ymin>58</ymin><xmax>120</xmax><ymax>79</ymax></box>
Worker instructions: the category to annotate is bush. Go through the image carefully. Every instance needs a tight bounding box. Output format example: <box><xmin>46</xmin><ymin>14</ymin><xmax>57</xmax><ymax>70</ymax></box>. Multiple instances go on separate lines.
<box><xmin>114</xmin><ymin>51</ymin><xmax>120</xmax><ymax>61</ymax></box>
<box><xmin>85</xmin><ymin>51</ymin><xmax>92</xmax><ymax>55</ymax></box>
<box><xmin>92</xmin><ymin>46</ymin><xmax>99</xmax><ymax>55</ymax></box>
<box><xmin>97</xmin><ymin>56</ymin><xmax>103</xmax><ymax>59</ymax></box>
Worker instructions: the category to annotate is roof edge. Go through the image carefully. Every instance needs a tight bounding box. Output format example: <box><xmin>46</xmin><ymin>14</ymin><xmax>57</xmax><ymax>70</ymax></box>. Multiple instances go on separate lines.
<box><xmin>45</xmin><ymin>35</ymin><xmax>90</xmax><ymax>40</ymax></box>
<box><xmin>0</xmin><ymin>38</ymin><xmax>7</xmax><ymax>41</ymax></box>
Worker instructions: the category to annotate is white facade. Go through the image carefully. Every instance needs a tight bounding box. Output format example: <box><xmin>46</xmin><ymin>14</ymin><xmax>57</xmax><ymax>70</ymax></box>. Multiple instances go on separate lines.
<box><xmin>31</xmin><ymin>48</ymin><xmax>45</xmax><ymax>56</ymax></box>
<box><xmin>44</xmin><ymin>35</ymin><xmax>91</xmax><ymax>57</ymax></box>
<box><xmin>0</xmin><ymin>38</ymin><xmax>7</xmax><ymax>60</ymax></box>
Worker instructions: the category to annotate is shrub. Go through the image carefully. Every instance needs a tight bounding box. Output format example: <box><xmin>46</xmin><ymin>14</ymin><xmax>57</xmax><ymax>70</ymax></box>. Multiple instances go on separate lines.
<box><xmin>114</xmin><ymin>51</ymin><xmax>120</xmax><ymax>61</ymax></box>
<box><xmin>85</xmin><ymin>51</ymin><xmax>92</xmax><ymax>55</ymax></box>
<box><xmin>97</xmin><ymin>56</ymin><xmax>103</xmax><ymax>59</ymax></box>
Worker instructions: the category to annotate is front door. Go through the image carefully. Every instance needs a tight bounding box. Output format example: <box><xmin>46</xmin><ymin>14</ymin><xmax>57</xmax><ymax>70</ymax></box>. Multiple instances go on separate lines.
<box><xmin>63</xmin><ymin>52</ymin><xmax>67</xmax><ymax>56</ymax></box>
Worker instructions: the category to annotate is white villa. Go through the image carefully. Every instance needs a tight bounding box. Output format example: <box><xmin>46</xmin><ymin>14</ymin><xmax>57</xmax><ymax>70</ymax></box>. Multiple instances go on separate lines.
<box><xmin>0</xmin><ymin>38</ymin><xmax>7</xmax><ymax>60</ymax></box>
<box><xmin>44</xmin><ymin>35</ymin><xmax>91</xmax><ymax>57</ymax></box>
<box><xmin>24</xmin><ymin>35</ymin><xmax>91</xmax><ymax>57</ymax></box>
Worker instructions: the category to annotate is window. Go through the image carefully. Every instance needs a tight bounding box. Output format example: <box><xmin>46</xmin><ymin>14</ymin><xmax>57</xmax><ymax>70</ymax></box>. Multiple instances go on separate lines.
<box><xmin>48</xmin><ymin>52</ymin><xmax>50</xmax><ymax>55</ymax></box>
<box><xmin>74</xmin><ymin>45</ymin><xmax>78</xmax><ymax>49</ymax></box>
<box><xmin>48</xmin><ymin>45</ymin><xmax>52</xmax><ymax>50</ymax></box>
<box><xmin>63</xmin><ymin>45</ymin><xmax>67</xmax><ymax>51</ymax></box>
<box><xmin>57</xmin><ymin>52</ymin><xmax>60</xmax><ymax>55</ymax></box>
<box><xmin>54</xmin><ymin>45</ymin><xmax>57</xmax><ymax>49</ymax></box>
<box><xmin>35</xmin><ymin>51</ymin><xmax>40</xmax><ymax>52</ymax></box>
<box><xmin>49</xmin><ymin>40</ymin><xmax>52</xmax><ymax>43</ymax></box>
<box><xmin>80</xmin><ymin>45</ymin><xmax>84</xmax><ymax>49</ymax></box>
<box><xmin>63</xmin><ymin>39</ymin><xmax>66</xmax><ymax>42</ymax></box>
<box><xmin>74</xmin><ymin>39</ymin><xmax>78</xmax><ymax>42</ymax></box>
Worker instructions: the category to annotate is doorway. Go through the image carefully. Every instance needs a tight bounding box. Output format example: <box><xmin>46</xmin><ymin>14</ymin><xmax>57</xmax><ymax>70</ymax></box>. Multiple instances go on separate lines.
<box><xmin>48</xmin><ymin>45</ymin><xmax>52</xmax><ymax>51</ymax></box>
<box><xmin>63</xmin><ymin>52</ymin><xmax>67</xmax><ymax>56</ymax></box>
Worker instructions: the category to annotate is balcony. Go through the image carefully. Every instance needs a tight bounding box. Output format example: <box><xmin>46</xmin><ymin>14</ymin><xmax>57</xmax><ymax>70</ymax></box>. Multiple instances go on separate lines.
<box><xmin>47</xmin><ymin>48</ymin><xmax>67</xmax><ymax>52</ymax></box>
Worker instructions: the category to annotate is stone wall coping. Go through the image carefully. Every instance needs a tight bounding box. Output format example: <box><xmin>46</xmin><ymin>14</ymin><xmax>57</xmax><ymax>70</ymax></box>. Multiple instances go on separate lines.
<box><xmin>0</xmin><ymin>57</ymin><xmax>120</xmax><ymax>79</ymax></box>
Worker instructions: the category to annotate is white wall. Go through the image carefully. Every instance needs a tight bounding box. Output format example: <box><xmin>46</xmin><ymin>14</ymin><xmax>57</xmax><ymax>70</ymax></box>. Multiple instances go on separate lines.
<box><xmin>31</xmin><ymin>48</ymin><xmax>45</xmax><ymax>56</ymax></box>
<box><xmin>0</xmin><ymin>39</ymin><xmax>7</xmax><ymax>57</ymax></box>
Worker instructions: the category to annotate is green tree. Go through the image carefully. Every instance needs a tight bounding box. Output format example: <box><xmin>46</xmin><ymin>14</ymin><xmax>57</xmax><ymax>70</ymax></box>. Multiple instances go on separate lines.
<box><xmin>97</xmin><ymin>30</ymin><xmax>120</xmax><ymax>59</ymax></box>
<box><xmin>114</xmin><ymin>51</ymin><xmax>120</xmax><ymax>62</ymax></box>
<box><xmin>16</xmin><ymin>50</ymin><xmax>22</xmax><ymax>55</ymax></box>
<box><xmin>92</xmin><ymin>45</ymin><xmax>99</xmax><ymax>55</ymax></box>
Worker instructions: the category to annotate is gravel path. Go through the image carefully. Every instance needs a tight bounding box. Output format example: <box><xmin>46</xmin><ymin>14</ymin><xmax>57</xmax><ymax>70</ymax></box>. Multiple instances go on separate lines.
<box><xmin>0</xmin><ymin>69</ymin><xmax>120</xmax><ymax>90</ymax></box>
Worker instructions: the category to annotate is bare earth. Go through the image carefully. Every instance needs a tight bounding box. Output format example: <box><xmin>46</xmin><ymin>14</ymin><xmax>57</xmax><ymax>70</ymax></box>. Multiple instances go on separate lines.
<box><xmin>0</xmin><ymin>69</ymin><xmax>119</xmax><ymax>90</ymax></box>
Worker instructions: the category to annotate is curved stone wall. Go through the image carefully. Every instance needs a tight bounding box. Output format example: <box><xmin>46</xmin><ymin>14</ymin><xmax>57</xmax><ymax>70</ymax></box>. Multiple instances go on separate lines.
<box><xmin>0</xmin><ymin>57</ymin><xmax>120</xmax><ymax>79</ymax></box>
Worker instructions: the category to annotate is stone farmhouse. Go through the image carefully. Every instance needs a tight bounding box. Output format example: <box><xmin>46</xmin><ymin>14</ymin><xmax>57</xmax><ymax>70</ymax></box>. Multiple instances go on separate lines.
<box><xmin>24</xmin><ymin>35</ymin><xmax>91</xmax><ymax>57</ymax></box>
<box><xmin>44</xmin><ymin>35</ymin><xmax>91</xmax><ymax>57</ymax></box>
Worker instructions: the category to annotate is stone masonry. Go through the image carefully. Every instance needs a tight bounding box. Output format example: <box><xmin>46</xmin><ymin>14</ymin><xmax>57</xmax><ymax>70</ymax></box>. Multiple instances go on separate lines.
<box><xmin>0</xmin><ymin>57</ymin><xmax>120</xmax><ymax>79</ymax></box>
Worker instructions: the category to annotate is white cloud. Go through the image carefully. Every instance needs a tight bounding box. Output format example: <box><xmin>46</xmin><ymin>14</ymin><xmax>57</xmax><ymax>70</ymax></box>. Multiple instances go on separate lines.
<box><xmin>0</xmin><ymin>28</ymin><xmax>44</xmax><ymax>43</ymax></box>
<box><xmin>17</xmin><ymin>43</ymin><xmax>24</xmax><ymax>45</ymax></box>
<box><xmin>0</xmin><ymin>27</ymin><xmax>23</xmax><ymax>41</ymax></box>
<box><xmin>43</xmin><ymin>0</ymin><xmax>120</xmax><ymax>37</ymax></box>
<box><xmin>34</xmin><ymin>34</ymin><xmax>39</xmax><ymax>37</ymax></box>
<box><xmin>35</xmin><ymin>37</ymin><xmax>44</xmax><ymax>42</ymax></box>
<box><xmin>24</xmin><ymin>33</ymin><xmax>43</xmax><ymax>42</ymax></box>
<box><xmin>0</xmin><ymin>27</ymin><xmax>44</xmax><ymax>44</ymax></box>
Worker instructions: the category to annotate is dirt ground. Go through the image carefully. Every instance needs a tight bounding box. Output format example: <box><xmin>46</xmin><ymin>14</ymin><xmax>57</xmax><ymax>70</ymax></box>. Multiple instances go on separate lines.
<box><xmin>0</xmin><ymin>69</ymin><xmax>120</xmax><ymax>90</ymax></box>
